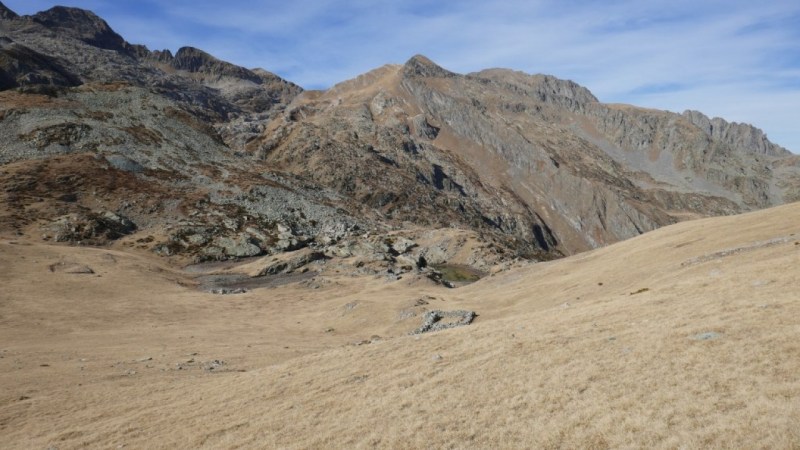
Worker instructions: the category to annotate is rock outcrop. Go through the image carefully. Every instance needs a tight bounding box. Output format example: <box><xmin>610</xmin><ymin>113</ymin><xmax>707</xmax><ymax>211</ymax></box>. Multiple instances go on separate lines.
<box><xmin>412</xmin><ymin>310</ymin><xmax>477</xmax><ymax>334</ymax></box>
<box><xmin>0</xmin><ymin>1</ymin><xmax>18</xmax><ymax>20</ymax></box>
<box><xmin>0</xmin><ymin>37</ymin><xmax>82</xmax><ymax>91</ymax></box>
<box><xmin>31</xmin><ymin>6</ymin><xmax>132</xmax><ymax>54</ymax></box>
<box><xmin>682</xmin><ymin>110</ymin><xmax>790</xmax><ymax>157</ymax></box>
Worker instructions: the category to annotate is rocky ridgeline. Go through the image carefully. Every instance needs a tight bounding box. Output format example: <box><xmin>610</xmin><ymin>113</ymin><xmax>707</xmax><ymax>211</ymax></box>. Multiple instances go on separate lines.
<box><xmin>1</xmin><ymin>1</ymin><xmax>798</xmax><ymax>273</ymax></box>
<box><xmin>682</xmin><ymin>110</ymin><xmax>790</xmax><ymax>157</ymax></box>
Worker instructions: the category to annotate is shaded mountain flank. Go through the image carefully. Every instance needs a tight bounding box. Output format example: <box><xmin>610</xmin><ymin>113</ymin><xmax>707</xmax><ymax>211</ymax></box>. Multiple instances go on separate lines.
<box><xmin>1</xmin><ymin>2</ymin><xmax>799</xmax><ymax>275</ymax></box>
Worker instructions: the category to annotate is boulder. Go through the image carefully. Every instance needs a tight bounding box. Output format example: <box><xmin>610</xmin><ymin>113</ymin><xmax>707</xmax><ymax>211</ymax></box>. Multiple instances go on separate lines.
<box><xmin>48</xmin><ymin>262</ymin><xmax>94</xmax><ymax>274</ymax></box>
<box><xmin>43</xmin><ymin>211</ymin><xmax>136</xmax><ymax>244</ymax></box>
<box><xmin>389</xmin><ymin>237</ymin><xmax>416</xmax><ymax>255</ymax></box>
<box><xmin>256</xmin><ymin>249</ymin><xmax>325</xmax><ymax>276</ymax></box>
<box><xmin>215</xmin><ymin>234</ymin><xmax>262</xmax><ymax>258</ymax></box>
<box><xmin>412</xmin><ymin>310</ymin><xmax>476</xmax><ymax>334</ymax></box>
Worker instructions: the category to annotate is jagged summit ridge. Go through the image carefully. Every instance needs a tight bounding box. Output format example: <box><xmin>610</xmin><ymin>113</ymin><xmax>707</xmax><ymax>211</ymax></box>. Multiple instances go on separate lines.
<box><xmin>169</xmin><ymin>46</ymin><xmax>263</xmax><ymax>83</ymax></box>
<box><xmin>471</xmin><ymin>68</ymin><xmax>599</xmax><ymax>112</ymax></box>
<box><xmin>474</xmin><ymin>68</ymin><xmax>598</xmax><ymax>102</ymax></box>
<box><xmin>0</xmin><ymin>4</ymin><xmax>302</xmax><ymax>117</ymax></box>
<box><xmin>682</xmin><ymin>110</ymin><xmax>790</xmax><ymax>157</ymax></box>
<box><xmin>163</xmin><ymin>46</ymin><xmax>293</xmax><ymax>87</ymax></box>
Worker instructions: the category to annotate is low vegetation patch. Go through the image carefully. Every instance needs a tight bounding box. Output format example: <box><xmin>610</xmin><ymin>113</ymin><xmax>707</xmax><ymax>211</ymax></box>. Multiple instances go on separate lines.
<box><xmin>432</xmin><ymin>263</ymin><xmax>484</xmax><ymax>283</ymax></box>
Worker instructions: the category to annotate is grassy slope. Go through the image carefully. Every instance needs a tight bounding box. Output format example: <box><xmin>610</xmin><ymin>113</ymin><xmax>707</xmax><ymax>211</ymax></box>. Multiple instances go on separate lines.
<box><xmin>2</xmin><ymin>202</ymin><xmax>800</xmax><ymax>448</ymax></box>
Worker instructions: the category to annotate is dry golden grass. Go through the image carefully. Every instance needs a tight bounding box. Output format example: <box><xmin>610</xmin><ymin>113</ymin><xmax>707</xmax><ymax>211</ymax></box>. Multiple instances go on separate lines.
<box><xmin>2</xmin><ymin>203</ymin><xmax>800</xmax><ymax>448</ymax></box>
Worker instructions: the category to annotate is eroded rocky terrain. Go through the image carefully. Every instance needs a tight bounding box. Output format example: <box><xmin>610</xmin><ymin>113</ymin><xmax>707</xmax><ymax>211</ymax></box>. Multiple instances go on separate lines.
<box><xmin>1</xmin><ymin>2</ymin><xmax>799</xmax><ymax>281</ymax></box>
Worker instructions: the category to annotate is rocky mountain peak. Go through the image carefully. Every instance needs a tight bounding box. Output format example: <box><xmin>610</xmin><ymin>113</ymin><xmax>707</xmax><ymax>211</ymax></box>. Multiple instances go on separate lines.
<box><xmin>0</xmin><ymin>1</ymin><xmax>18</xmax><ymax>20</ymax></box>
<box><xmin>149</xmin><ymin>48</ymin><xmax>174</xmax><ymax>63</ymax></box>
<box><xmin>402</xmin><ymin>54</ymin><xmax>456</xmax><ymax>79</ymax></box>
<box><xmin>171</xmin><ymin>46</ymin><xmax>262</xmax><ymax>84</ymax></box>
<box><xmin>171</xmin><ymin>46</ymin><xmax>217</xmax><ymax>72</ymax></box>
<box><xmin>535</xmin><ymin>74</ymin><xmax>598</xmax><ymax>104</ymax></box>
<box><xmin>682</xmin><ymin>110</ymin><xmax>790</xmax><ymax>156</ymax></box>
<box><xmin>31</xmin><ymin>6</ymin><xmax>129</xmax><ymax>53</ymax></box>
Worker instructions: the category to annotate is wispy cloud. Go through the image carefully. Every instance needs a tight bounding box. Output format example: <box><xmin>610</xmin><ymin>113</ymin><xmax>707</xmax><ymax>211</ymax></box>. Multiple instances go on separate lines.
<box><xmin>3</xmin><ymin>0</ymin><xmax>800</xmax><ymax>151</ymax></box>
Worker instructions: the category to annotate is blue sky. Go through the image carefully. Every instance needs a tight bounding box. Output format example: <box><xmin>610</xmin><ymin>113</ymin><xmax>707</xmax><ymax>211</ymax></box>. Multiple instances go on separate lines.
<box><xmin>5</xmin><ymin>0</ymin><xmax>800</xmax><ymax>152</ymax></box>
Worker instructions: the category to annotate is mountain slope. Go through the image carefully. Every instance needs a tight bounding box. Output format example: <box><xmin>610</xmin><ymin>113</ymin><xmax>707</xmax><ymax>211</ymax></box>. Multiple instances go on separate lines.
<box><xmin>2</xmin><ymin>199</ymin><xmax>799</xmax><ymax>449</ymax></box>
<box><xmin>256</xmin><ymin>55</ymin><xmax>799</xmax><ymax>255</ymax></box>
<box><xmin>0</xmin><ymin>2</ymin><xmax>799</xmax><ymax>270</ymax></box>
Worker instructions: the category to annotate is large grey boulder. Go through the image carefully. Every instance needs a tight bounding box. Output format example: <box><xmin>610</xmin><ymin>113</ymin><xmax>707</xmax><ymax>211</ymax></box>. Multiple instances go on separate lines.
<box><xmin>412</xmin><ymin>310</ymin><xmax>476</xmax><ymax>334</ymax></box>
<box><xmin>43</xmin><ymin>211</ymin><xmax>136</xmax><ymax>243</ymax></box>
<box><xmin>215</xmin><ymin>234</ymin><xmax>262</xmax><ymax>258</ymax></box>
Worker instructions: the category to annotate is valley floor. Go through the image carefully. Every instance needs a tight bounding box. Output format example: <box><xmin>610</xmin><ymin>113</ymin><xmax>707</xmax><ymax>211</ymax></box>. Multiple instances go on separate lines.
<box><xmin>2</xmin><ymin>203</ymin><xmax>800</xmax><ymax>448</ymax></box>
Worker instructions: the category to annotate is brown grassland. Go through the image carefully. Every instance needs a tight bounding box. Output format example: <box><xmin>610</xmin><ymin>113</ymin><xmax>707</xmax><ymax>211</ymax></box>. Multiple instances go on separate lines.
<box><xmin>1</xmin><ymin>202</ymin><xmax>800</xmax><ymax>448</ymax></box>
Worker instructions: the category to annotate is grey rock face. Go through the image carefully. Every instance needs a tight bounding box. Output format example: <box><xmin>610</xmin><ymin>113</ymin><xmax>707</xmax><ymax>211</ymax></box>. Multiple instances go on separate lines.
<box><xmin>682</xmin><ymin>110</ymin><xmax>790</xmax><ymax>157</ymax></box>
<box><xmin>214</xmin><ymin>235</ymin><xmax>262</xmax><ymax>258</ymax></box>
<box><xmin>154</xmin><ymin>46</ymin><xmax>303</xmax><ymax>115</ymax></box>
<box><xmin>402</xmin><ymin>55</ymin><xmax>456</xmax><ymax>79</ymax></box>
<box><xmin>0</xmin><ymin>38</ymin><xmax>82</xmax><ymax>91</ymax></box>
<box><xmin>31</xmin><ymin>6</ymin><xmax>131</xmax><ymax>54</ymax></box>
<box><xmin>42</xmin><ymin>211</ymin><xmax>135</xmax><ymax>244</ymax></box>
<box><xmin>409</xmin><ymin>114</ymin><xmax>439</xmax><ymax>140</ymax></box>
<box><xmin>471</xmin><ymin>68</ymin><xmax>599</xmax><ymax>111</ymax></box>
<box><xmin>0</xmin><ymin>2</ymin><xmax>19</xmax><ymax>20</ymax></box>
<box><xmin>388</xmin><ymin>237</ymin><xmax>416</xmax><ymax>255</ymax></box>
<box><xmin>170</xmin><ymin>47</ymin><xmax>261</xmax><ymax>83</ymax></box>
<box><xmin>256</xmin><ymin>251</ymin><xmax>325</xmax><ymax>276</ymax></box>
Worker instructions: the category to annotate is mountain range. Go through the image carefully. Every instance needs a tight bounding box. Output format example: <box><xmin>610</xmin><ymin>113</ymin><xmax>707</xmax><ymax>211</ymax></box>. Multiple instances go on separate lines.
<box><xmin>1</xmin><ymin>1</ymin><xmax>798</xmax><ymax>272</ymax></box>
